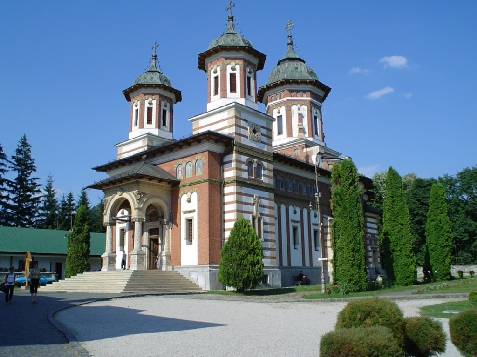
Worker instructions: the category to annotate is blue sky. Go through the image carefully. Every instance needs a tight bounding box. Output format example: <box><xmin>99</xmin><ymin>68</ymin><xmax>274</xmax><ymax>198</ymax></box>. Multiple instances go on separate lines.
<box><xmin>1</xmin><ymin>1</ymin><xmax>476</xmax><ymax>205</ymax></box>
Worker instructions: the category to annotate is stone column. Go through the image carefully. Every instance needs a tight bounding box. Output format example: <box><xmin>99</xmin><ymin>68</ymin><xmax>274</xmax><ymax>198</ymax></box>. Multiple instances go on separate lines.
<box><xmin>129</xmin><ymin>217</ymin><xmax>146</xmax><ymax>270</ymax></box>
<box><xmin>101</xmin><ymin>221</ymin><xmax>117</xmax><ymax>271</ymax></box>
<box><xmin>160</xmin><ymin>219</ymin><xmax>171</xmax><ymax>271</ymax></box>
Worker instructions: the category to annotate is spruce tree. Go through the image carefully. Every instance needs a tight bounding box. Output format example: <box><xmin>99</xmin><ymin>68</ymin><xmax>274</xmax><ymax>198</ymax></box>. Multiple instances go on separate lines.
<box><xmin>218</xmin><ymin>217</ymin><xmax>263</xmax><ymax>292</ymax></box>
<box><xmin>65</xmin><ymin>204</ymin><xmax>91</xmax><ymax>278</ymax></box>
<box><xmin>38</xmin><ymin>174</ymin><xmax>58</xmax><ymax>229</ymax></box>
<box><xmin>425</xmin><ymin>184</ymin><xmax>452</xmax><ymax>281</ymax></box>
<box><xmin>330</xmin><ymin>158</ymin><xmax>367</xmax><ymax>292</ymax></box>
<box><xmin>9</xmin><ymin>134</ymin><xmax>41</xmax><ymax>227</ymax></box>
<box><xmin>58</xmin><ymin>192</ymin><xmax>75</xmax><ymax>230</ymax></box>
<box><xmin>0</xmin><ymin>143</ymin><xmax>12</xmax><ymax>226</ymax></box>
<box><xmin>89</xmin><ymin>199</ymin><xmax>106</xmax><ymax>233</ymax></box>
<box><xmin>381</xmin><ymin>167</ymin><xmax>416</xmax><ymax>285</ymax></box>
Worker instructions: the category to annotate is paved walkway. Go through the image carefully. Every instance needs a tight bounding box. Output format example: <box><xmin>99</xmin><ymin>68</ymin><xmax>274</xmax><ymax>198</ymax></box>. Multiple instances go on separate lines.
<box><xmin>0</xmin><ymin>288</ymin><xmax>468</xmax><ymax>357</ymax></box>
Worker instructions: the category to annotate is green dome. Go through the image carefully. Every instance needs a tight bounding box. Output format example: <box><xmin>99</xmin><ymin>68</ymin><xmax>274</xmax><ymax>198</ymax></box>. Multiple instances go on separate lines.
<box><xmin>266</xmin><ymin>35</ymin><xmax>318</xmax><ymax>85</ymax></box>
<box><xmin>207</xmin><ymin>15</ymin><xmax>254</xmax><ymax>50</ymax></box>
<box><xmin>133</xmin><ymin>59</ymin><xmax>172</xmax><ymax>87</ymax></box>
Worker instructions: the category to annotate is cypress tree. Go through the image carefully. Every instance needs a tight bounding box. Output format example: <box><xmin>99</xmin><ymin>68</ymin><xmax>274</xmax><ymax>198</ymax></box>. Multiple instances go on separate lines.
<box><xmin>330</xmin><ymin>158</ymin><xmax>367</xmax><ymax>292</ymax></box>
<box><xmin>65</xmin><ymin>204</ymin><xmax>91</xmax><ymax>278</ymax></box>
<box><xmin>0</xmin><ymin>143</ymin><xmax>12</xmax><ymax>226</ymax></box>
<box><xmin>218</xmin><ymin>217</ymin><xmax>263</xmax><ymax>292</ymax></box>
<box><xmin>9</xmin><ymin>134</ymin><xmax>41</xmax><ymax>227</ymax></box>
<box><xmin>38</xmin><ymin>174</ymin><xmax>58</xmax><ymax>229</ymax></box>
<box><xmin>381</xmin><ymin>167</ymin><xmax>416</xmax><ymax>285</ymax></box>
<box><xmin>425</xmin><ymin>183</ymin><xmax>452</xmax><ymax>281</ymax></box>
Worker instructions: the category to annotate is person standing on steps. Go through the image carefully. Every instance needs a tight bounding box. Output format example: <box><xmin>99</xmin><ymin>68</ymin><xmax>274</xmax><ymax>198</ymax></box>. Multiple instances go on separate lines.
<box><xmin>4</xmin><ymin>266</ymin><xmax>15</xmax><ymax>304</ymax></box>
<box><xmin>29</xmin><ymin>262</ymin><xmax>41</xmax><ymax>304</ymax></box>
<box><xmin>121</xmin><ymin>251</ymin><xmax>127</xmax><ymax>270</ymax></box>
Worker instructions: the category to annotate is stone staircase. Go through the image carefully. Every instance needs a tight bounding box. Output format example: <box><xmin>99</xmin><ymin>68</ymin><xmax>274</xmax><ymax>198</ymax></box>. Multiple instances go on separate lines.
<box><xmin>40</xmin><ymin>270</ymin><xmax>203</xmax><ymax>293</ymax></box>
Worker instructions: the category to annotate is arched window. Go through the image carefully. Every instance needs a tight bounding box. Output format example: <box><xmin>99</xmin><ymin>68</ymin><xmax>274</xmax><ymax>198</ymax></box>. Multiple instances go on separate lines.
<box><xmin>288</xmin><ymin>179</ymin><xmax>293</xmax><ymax>192</ymax></box>
<box><xmin>247</xmin><ymin>161</ymin><xmax>254</xmax><ymax>178</ymax></box>
<box><xmin>176</xmin><ymin>165</ymin><xmax>183</xmax><ymax>179</ymax></box>
<box><xmin>302</xmin><ymin>182</ymin><xmax>307</xmax><ymax>195</ymax></box>
<box><xmin>280</xmin><ymin>176</ymin><xmax>285</xmax><ymax>190</ymax></box>
<box><xmin>255</xmin><ymin>164</ymin><xmax>262</xmax><ymax>179</ymax></box>
<box><xmin>294</xmin><ymin>180</ymin><xmax>299</xmax><ymax>193</ymax></box>
<box><xmin>195</xmin><ymin>159</ymin><xmax>203</xmax><ymax>175</ymax></box>
<box><xmin>185</xmin><ymin>162</ymin><xmax>193</xmax><ymax>178</ymax></box>
<box><xmin>308</xmin><ymin>184</ymin><xmax>314</xmax><ymax>196</ymax></box>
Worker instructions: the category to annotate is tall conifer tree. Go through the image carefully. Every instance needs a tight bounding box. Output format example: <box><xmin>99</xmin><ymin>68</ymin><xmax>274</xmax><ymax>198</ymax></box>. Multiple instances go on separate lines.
<box><xmin>38</xmin><ymin>174</ymin><xmax>58</xmax><ymax>229</ymax></box>
<box><xmin>58</xmin><ymin>192</ymin><xmax>75</xmax><ymax>230</ymax></box>
<box><xmin>425</xmin><ymin>183</ymin><xmax>452</xmax><ymax>281</ymax></box>
<box><xmin>9</xmin><ymin>134</ymin><xmax>41</xmax><ymax>227</ymax></box>
<box><xmin>381</xmin><ymin>167</ymin><xmax>416</xmax><ymax>285</ymax></box>
<box><xmin>65</xmin><ymin>204</ymin><xmax>91</xmax><ymax>278</ymax></box>
<box><xmin>330</xmin><ymin>159</ymin><xmax>367</xmax><ymax>292</ymax></box>
<box><xmin>0</xmin><ymin>143</ymin><xmax>12</xmax><ymax>226</ymax></box>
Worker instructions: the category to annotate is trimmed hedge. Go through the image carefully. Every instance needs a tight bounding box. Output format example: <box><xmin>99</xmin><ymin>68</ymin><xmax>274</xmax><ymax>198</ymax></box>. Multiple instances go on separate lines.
<box><xmin>450</xmin><ymin>309</ymin><xmax>477</xmax><ymax>357</ymax></box>
<box><xmin>320</xmin><ymin>326</ymin><xmax>402</xmax><ymax>357</ymax></box>
<box><xmin>403</xmin><ymin>316</ymin><xmax>446</xmax><ymax>357</ymax></box>
<box><xmin>469</xmin><ymin>291</ymin><xmax>477</xmax><ymax>308</ymax></box>
<box><xmin>335</xmin><ymin>298</ymin><xmax>405</xmax><ymax>347</ymax></box>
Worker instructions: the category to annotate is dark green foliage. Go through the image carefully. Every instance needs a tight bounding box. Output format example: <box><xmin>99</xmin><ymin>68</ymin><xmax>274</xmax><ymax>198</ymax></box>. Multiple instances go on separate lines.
<box><xmin>58</xmin><ymin>192</ymin><xmax>75</xmax><ymax>230</ymax></box>
<box><xmin>469</xmin><ymin>291</ymin><xmax>477</xmax><ymax>308</ymax></box>
<box><xmin>425</xmin><ymin>184</ymin><xmax>452</xmax><ymax>281</ymax></box>
<box><xmin>218</xmin><ymin>217</ymin><xmax>263</xmax><ymax>292</ymax></box>
<box><xmin>9</xmin><ymin>134</ymin><xmax>41</xmax><ymax>227</ymax></box>
<box><xmin>449</xmin><ymin>309</ymin><xmax>477</xmax><ymax>357</ymax></box>
<box><xmin>405</xmin><ymin>178</ymin><xmax>436</xmax><ymax>266</ymax></box>
<box><xmin>471</xmin><ymin>271</ymin><xmax>475</xmax><ymax>278</ymax></box>
<box><xmin>0</xmin><ymin>143</ymin><xmax>12</xmax><ymax>226</ymax></box>
<box><xmin>330</xmin><ymin>159</ymin><xmax>367</xmax><ymax>292</ymax></box>
<box><xmin>457</xmin><ymin>270</ymin><xmax>464</xmax><ymax>279</ymax></box>
<box><xmin>381</xmin><ymin>167</ymin><xmax>416</xmax><ymax>285</ymax></box>
<box><xmin>369</xmin><ymin>171</ymin><xmax>386</xmax><ymax>213</ymax></box>
<box><xmin>335</xmin><ymin>297</ymin><xmax>405</xmax><ymax>347</ymax></box>
<box><xmin>403</xmin><ymin>316</ymin><xmax>446</xmax><ymax>357</ymax></box>
<box><xmin>37</xmin><ymin>174</ymin><xmax>58</xmax><ymax>229</ymax></box>
<box><xmin>65</xmin><ymin>205</ymin><xmax>91</xmax><ymax>278</ymax></box>
<box><xmin>320</xmin><ymin>326</ymin><xmax>402</xmax><ymax>357</ymax></box>
<box><xmin>89</xmin><ymin>199</ymin><xmax>106</xmax><ymax>233</ymax></box>
<box><xmin>77</xmin><ymin>188</ymin><xmax>90</xmax><ymax>211</ymax></box>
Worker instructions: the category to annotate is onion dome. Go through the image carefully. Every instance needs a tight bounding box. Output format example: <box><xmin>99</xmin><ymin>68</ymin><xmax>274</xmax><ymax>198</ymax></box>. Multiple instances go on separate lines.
<box><xmin>257</xmin><ymin>21</ymin><xmax>330</xmax><ymax>102</ymax></box>
<box><xmin>123</xmin><ymin>42</ymin><xmax>182</xmax><ymax>102</ymax></box>
<box><xmin>198</xmin><ymin>3</ymin><xmax>266</xmax><ymax>71</ymax></box>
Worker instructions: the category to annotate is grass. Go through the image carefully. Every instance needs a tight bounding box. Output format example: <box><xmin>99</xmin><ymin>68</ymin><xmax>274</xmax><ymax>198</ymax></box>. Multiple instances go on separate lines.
<box><xmin>412</xmin><ymin>277</ymin><xmax>477</xmax><ymax>295</ymax></box>
<box><xmin>420</xmin><ymin>300</ymin><xmax>474</xmax><ymax>319</ymax></box>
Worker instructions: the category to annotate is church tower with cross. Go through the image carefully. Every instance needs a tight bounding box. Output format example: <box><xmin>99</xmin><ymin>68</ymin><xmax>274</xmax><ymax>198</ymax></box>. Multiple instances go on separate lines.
<box><xmin>117</xmin><ymin>42</ymin><xmax>182</xmax><ymax>160</ymax></box>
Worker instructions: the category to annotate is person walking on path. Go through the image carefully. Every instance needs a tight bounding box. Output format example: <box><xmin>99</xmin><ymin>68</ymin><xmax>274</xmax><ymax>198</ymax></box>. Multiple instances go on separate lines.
<box><xmin>29</xmin><ymin>262</ymin><xmax>41</xmax><ymax>304</ymax></box>
<box><xmin>121</xmin><ymin>251</ymin><xmax>127</xmax><ymax>270</ymax></box>
<box><xmin>4</xmin><ymin>266</ymin><xmax>15</xmax><ymax>304</ymax></box>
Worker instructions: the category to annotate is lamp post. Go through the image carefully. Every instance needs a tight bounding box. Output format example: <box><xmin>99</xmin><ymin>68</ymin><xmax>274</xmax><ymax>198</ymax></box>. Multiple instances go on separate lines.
<box><xmin>310</xmin><ymin>148</ymin><xmax>327</xmax><ymax>294</ymax></box>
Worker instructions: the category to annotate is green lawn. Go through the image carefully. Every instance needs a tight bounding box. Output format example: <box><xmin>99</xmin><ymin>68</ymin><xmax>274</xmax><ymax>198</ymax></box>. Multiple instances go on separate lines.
<box><xmin>420</xmin><ymin>300</ymin><xmax>474</xmax><ymax>319</ymax></box>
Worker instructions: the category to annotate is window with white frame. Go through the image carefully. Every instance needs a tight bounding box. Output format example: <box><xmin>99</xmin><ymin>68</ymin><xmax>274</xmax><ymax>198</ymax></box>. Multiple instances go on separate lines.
<box><xmin>277</xmin><ymin>114</ymin><xmax>283</xmax><ymax>135</ymax></box>
<box><xmin>185</xmin><ymin>218</ymin><xmax>193</xmax><ymax>245</ymax></box>
<box><xmin>213</xmin><ymin>75</ymin><xmax>219</xmax><ymax>96</ymax></box>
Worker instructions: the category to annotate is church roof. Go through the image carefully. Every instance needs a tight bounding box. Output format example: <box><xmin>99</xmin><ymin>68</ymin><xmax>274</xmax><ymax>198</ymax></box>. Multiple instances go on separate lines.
<box><xmin>197</xmin><ymin>11</ymin><xmax>266</xmax><ymax>71</ymax></box>
<box><xmin>123</xmin><ymin>42</ymin><xmax>182</xmax><ymax>102</ymax></box>
<box><xmin>88</xmin><ymin>161</ymin><xmax>178</xmax><ymax>190</ymax></box>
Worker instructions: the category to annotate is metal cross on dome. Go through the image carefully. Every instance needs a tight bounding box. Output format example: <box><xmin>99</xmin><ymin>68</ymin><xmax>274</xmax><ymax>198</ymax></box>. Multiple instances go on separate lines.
<box><xmin>152</xmin><ymin>41</ymin><xmax>158</xmax><ymax>56</ymax></box>
<box><xmin>285</xmin><ymin>20</ymin><xmax>294</xmax><ymax>36</ymax></box>
<box><xmin>226</xmin><ymin>1</ymin><xmax>235</xmax><ymax>16</ymax></box>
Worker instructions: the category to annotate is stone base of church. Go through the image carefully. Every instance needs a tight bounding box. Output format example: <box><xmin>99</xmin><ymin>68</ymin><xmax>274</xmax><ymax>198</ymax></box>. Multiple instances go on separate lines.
<box><xmin>129</xmin><ymin>251</ymin><xmax>146</xmax><ymax>270</ymax></box>
<box><xmin>174</xmin><ymin>265</ymin><xmax>282</xmax><ymax>291</ymax></box>
<box><xmin>101</xmin><ymin>253</ymin><xmax>117</xmax><ymax>271</ymax></box>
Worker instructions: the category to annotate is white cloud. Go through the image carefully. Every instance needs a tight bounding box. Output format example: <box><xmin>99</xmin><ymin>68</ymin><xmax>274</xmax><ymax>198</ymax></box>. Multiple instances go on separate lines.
<box><xmin>365</xmin><ymin>86</ymin><xmax>394</xmax><ymax>100</ymax></box>
<box><xmin>358</xmin><ymin>165</ymin><xmax>380</xmax><ymax>178</ymax></box>
<box><xmin>404</xmin><ymin>92</ymin><xmax>412</xmax><ymax>99</ymax></box>
<box><xmin>380</xmin><ymin>55</ymin><xmax>408</xmax><ymax>68</ymax></box>
<box><xmin>349</xmin><ymin>67</ymin><xmax>370</xmax><ymax>75</ymax></box>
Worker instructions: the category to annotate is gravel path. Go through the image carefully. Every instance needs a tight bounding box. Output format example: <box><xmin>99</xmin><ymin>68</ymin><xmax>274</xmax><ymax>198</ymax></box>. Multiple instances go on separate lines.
<box><xmin>55</xmin><ymin>295</ymin><xmax>464</xmax><ymax>357</ymax></box>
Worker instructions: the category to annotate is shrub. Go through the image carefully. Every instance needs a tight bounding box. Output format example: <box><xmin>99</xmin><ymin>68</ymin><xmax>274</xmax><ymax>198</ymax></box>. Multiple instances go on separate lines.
<box><xmin>403</xmin><ymin>316</ymin><xmax>446</xmax><ymax>357</ymax></box>
<box><xmin>457</xmin><ymin>270</ymin><xmax>464</xmax><ymax>279</ymax></box>
<box><xmin>450</xmin><ymin>309</ymin><xmax>477</xmax><ymax>357</ymax></box>
<box><xmin>218</xmin><ymin>217</ymin><xmax>263</xmax><ymax>292</ymax></box>
<box><xmin>470</xmin><ymin>271</ymin><xmax>475</xmax><ymax>278</ymax></box>
<box><xmin>335</xmin><ymin>297</ymin><xmax>405</xmax><ymax>347</ymax></box>
<box><xmin>320</xmin><ymin>326</ymin><xmax>402</xmax><ymax>357</ymax></box>
<box><xmin>469</xmin><ymin>291</ymin><xmax>477</xmax><ymax>308</ymax></box>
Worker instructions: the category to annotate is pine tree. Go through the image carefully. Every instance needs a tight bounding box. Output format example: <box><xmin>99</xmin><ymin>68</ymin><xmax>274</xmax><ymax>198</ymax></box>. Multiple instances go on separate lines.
<box><xmin>65</xmin><ymin>204</ymin><xmax>91</xmax><ymax>278</ymax></box>
<box><xmin>381</xmin><ymin>167</ymin><xmax>416</xmax><ymax>285</ymax></box>
<box><xmin>330</xmin><ymin>159</ymin><xmax>367</xmax><ymax>292</ymax></box>
<box><xmin>425</xmin><ymin>184</ymin><xmax>452</xmax><ymax>281</ymax></box>
<box><xmin>38</xmin><ymin>174</ymin><xmax>58</xmax><ymax>229</ymax></box>
<box><xmin>9</xmin><ymin>134</ymin><xmax>41</xmax><ymax>227</ymax></box>
<box><xmin>77</xmin><ymin>188</ymin><xmax>90</xmax><ymax>210</ymax></box>
<box><xmin>0</xmin><ymin>143</ymin><xmax>12</xmax><ymax>226</ymax></box>
<box><xmin>58</xmin><ymin>192</ymin><xmax>75</xmax><ymax>230</ymax></box>
<box><xmin>218</xmin><ymin>217</ymin><xmax>263</xmax><ymax>292</ymax></box>
<box><xmin>89</xmin><ymin>199</ymin><xmax>106</xmax><ymax>233</ymax></box>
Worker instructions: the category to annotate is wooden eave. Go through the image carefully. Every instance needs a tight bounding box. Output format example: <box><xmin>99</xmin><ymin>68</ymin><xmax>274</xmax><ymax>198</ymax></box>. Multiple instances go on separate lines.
<box><xmin>122</xmin><ymin>83</ymin><xmax>182</xmax><ymax>102</ymax></box>
<box><xmin>257</xmin><ymin>79</ymin><xmax>331</xmax><ymax>103</ymax></box>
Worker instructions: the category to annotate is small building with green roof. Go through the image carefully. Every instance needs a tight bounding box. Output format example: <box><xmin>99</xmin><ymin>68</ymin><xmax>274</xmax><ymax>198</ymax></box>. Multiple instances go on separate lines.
<box><xmin>0</xmin><ymin>226</ymin><xmax>105</xmax><ymax>279</ymax></box>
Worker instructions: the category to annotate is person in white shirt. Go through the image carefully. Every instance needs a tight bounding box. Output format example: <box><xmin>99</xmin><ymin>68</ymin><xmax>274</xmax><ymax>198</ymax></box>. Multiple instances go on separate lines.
<box><xmin>30</xmin><ymin>262</ymin><xmax>41</xmax><ymax>304</ymax></box>
<box><xmin>121</xmin><ymin>251</ymin><xmax>127</xmax><ymax>270</ymax></box>
<box><xmin>4</xmin><ymin>266</ymin><xmax>15</xmax><ymax>304</ymax></box>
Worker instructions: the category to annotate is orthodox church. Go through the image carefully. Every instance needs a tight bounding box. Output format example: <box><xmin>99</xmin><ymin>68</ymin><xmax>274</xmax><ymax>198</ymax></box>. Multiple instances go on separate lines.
<box><xmin>88</xmin><ymin>5</ymin><xmax>381</xmax><ymax>290</ymax></box>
